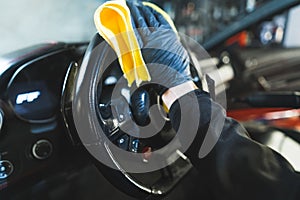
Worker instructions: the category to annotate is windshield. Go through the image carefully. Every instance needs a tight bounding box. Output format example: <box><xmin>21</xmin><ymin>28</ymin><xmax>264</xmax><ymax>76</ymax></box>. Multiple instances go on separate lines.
<box><xmin>0</xmin><ymin>0</ymin><xmax>104</xmax><ymax>55</ymax></box>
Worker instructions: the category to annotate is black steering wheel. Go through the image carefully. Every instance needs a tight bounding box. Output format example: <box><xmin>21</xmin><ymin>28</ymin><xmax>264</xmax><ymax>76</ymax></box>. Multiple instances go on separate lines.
<box><xmin>66</xmin><ymin>34</ymin><xmax>204</xmax><ymax>199</ymax></box>
<box><xmin>62</xmin><ymin>34</ymin><xmax>212</xmax><ymax>199</ymax></box>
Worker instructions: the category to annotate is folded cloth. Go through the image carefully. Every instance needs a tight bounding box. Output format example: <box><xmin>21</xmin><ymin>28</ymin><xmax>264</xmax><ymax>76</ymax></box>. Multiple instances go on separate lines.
<box><xmin>94</xmin><ymin>0</ymin><xmax>148</xmax><ymax>86</ymax></box>
<box><xmin>94</xmin><ymin>0</ymin><xmax>177</xmax><ymax>87</ymax></box>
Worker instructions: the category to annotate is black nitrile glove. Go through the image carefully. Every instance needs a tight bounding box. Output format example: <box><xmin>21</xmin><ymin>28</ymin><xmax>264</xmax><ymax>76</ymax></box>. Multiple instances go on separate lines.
<box><xmin>127</xmin><ymin>1</ymin><xmax>191</xmax><ymax>94</ymax></box>
<box><xmin>127</xmin><ymin>1</ymin><xmax>192</xmax><ymax>124</ymax></box>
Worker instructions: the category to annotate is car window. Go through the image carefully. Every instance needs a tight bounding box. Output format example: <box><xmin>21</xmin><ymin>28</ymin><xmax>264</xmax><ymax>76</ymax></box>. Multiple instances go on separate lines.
<box><xmin>0</xmin><ymin>0</ymin><xmax>104</xmax><ymax>55</ymax></box>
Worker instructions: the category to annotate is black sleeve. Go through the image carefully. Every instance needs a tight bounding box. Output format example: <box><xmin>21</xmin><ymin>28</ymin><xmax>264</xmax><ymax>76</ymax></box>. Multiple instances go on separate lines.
<box><xmin>168</xmin><ymin>90</ymin><xmax>300</xmax><ymax>200</ymax></box>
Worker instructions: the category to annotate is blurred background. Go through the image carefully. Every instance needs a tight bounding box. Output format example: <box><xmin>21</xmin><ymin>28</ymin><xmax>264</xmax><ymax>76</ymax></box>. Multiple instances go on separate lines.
<box><xmin>0</xmin><ymin>0</ymin><xmax>104</xmax><ymax>55</ymax></box>
<box><xmin>1</xmin><ymin>0</ymin><xmax>300</xmax><ymax>55</ymax></box>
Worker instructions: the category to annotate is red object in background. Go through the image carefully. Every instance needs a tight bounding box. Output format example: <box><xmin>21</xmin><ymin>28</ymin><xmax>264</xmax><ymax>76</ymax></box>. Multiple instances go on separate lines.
<box><xmin>228</xmin><ymin>108</ymin><xmax>300</xmax><ymax>131</ymax></box>
<box><xmin>142</xmin><ymin>146</ymin><xmax>152</xmax><ymax>162</ymax></box>
<box><xmin>226</xmin><ymin>31</ymin><xmax>249</xmax><ymax>47</ymax></box>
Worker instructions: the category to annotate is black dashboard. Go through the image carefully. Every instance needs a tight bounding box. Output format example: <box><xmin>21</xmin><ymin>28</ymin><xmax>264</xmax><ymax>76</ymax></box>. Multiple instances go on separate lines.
<box><xmin>0</xmin><ymin>43</ymin><xmax>88</xmax><ymax>195</ymax></box>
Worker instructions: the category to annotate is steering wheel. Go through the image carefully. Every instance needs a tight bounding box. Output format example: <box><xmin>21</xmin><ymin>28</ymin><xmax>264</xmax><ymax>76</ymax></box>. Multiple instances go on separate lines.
<box><xmin>66</xmin><ymin>34</ymin><xmax>203</xmax><ymax>199</ymax></box>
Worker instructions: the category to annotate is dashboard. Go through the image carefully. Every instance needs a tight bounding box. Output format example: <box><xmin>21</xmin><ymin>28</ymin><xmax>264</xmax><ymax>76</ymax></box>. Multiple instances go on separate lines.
<box><xmin>0</xmin><ymin>43</ymin><xmax>88</xmax><ymax>195</ymax></box>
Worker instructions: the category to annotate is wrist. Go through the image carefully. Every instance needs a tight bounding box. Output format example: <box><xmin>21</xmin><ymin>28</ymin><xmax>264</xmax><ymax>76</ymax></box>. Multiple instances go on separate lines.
<box><xmin>162</xmin><ymin>81</ymin><xmax>198</xmax><ymax>110</ymax></box>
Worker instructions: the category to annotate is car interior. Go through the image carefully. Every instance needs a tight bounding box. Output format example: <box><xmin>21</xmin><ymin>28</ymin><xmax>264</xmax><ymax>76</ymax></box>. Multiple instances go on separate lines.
<box><xmin>1</xmin><ymin>0</ymin><xmax>300</xmax><ymax>199</ymax></box>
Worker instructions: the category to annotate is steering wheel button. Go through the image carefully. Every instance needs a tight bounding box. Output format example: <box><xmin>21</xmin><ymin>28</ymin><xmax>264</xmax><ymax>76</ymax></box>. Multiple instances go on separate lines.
<box><xmin>0</xmin><ymin>160</ymin><xmax>14</xmax><ymax>180</ymax></box>
<box><xmin>119</xmin><ymin>138</ymin><xmax>125</xmax><ymax>144</ymax></box>
<box><xmin>131</xmin><ymin>139</ymin><xmax>139</xmax><ymax>153</ymax></box>
<box><xmin>117</xmin><ymin>135</ymin><xmax>129</xmax><ymax>150</ymax></box>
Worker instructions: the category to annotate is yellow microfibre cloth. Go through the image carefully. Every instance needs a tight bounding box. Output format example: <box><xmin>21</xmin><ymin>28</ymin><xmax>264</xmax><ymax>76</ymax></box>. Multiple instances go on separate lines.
<box><xmin>94</xmin><ymin>0</ymin><xmax>149</xmax><ymax>87</ymax></box>
<box><xmin>94</xmin><ymin>0</ymin><xmax>177</xmax><ymax>87</ymax></box>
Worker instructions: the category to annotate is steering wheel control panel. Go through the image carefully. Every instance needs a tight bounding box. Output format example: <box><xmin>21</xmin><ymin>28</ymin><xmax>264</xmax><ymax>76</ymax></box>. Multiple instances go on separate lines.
<box><xmin>0</xmin><ymin>43</ymin><xmax>87</xmax><ymax>192</ymax></box>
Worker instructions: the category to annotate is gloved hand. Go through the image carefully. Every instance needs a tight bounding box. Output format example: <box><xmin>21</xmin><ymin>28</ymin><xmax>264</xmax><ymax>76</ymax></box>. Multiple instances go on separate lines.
<box><xmin>127</xmin><ymin>1</ymin><xmax>192</xmax><ymax>125</ymax></box>
<box><xmin>127</xmin><ymin>1</ymin><xmax>191</xmax><ymax>94</ymax></box>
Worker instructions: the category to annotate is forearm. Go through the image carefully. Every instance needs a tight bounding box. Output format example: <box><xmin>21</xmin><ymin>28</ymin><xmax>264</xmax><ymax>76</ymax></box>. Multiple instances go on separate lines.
<box><xmin>166</xmin><ymin>88</ymin><xmax>300</xmax><ymax>200</ymax></box>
